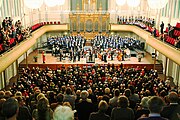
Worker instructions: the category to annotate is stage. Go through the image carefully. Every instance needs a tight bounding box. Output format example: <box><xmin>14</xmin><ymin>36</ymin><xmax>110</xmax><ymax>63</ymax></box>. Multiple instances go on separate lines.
<box><xmin>20</xmin><ymin>50</ymin><xmax>162</xmax><ymax>72</ymax></box>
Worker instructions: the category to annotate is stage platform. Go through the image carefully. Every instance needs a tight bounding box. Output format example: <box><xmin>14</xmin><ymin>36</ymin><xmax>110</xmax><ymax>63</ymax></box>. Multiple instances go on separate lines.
<box><xmin>20</xmin><ymin>50</ymin><xmax>162</xmax><ymax>72</ymax></box>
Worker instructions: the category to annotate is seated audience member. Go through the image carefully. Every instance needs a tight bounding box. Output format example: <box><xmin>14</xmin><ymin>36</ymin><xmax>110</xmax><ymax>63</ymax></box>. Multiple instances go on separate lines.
<box><xmin>111</xmin><ymin>96</ymin><xmax>134</xmax><ymax>120</ymax></box>
<box><xmin>4</xmin><ymin>91</ymin><xmax>12</xmax><ymax>99</ymax></box>
<box><xmin>89</xmin><ymin>100</ymin><xmax>110</xmax><ymax>120</ymax></box>
<box><xmin>138</xmin><ymin>96</ymin><xmax>168</xmax><ymax>120</ymax></box>
<box><xmin>50</xmin><ymin>93</ymin><xmax>64</xmax><ymax>110</ymax></box>
<box><xmin>53</xmin><ymin>105</ymin><xmax>75</xmax><ymax>120</ymax></box>
<box><xmin>0</xmin><ymin>98</ymin><xmax>6</xmax><ymax>120</ymax></box>
<box><xmin>32</xmin><ymin>97</ymin><xmax>53</xmax><ymax>120</ymax></box>
<box><xmin>135</xmin><ymin>97</ymin><xmax>150</xmax><ymax>119</ymax></box>
<box><xmin>0</xmin><ymin>91</ymin><xmax>5</xmax><ymax>99</ymax></box>
<box><xmin>109</xmin><ymin>89</ymin><xmax>120</xmax><ymax>108</ymax></box>
<box><xmin>1</xmin><ymin>97</ymin><xmax>19</xmax><ymax>120</ymax></box>
<box><xmin>161</xmin><ymin>92</ymin><xmax>180</xmax><ymax>120</ymax></box>
<box><xmin>63</xmin><ymin>87</ymin><xmax>76</xmax><ymax>110</ymax></box>
<box><xmin>76</xmin><ymin>90</ymin><xmax>95</xmax><ymax>120</ymax></box>
<box><xmin>16</xmin><ymin>96</ymin><xmax>32</xmax><ymax>120</ymax></box>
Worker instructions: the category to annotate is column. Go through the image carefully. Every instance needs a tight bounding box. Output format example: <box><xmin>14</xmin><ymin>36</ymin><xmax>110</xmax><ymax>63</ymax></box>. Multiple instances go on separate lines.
<box><xmin>164</xmin><ymin>57</ymin><xmax>168</xmax><ymax>81</ymax></box>
<box><xmin>153</xmin><ymin>50</ymin><xmax>157</xmax><ymax>70</ymax></box>
<box><xmin>3</xmin><ymin>71</ymin><xmax>6</xmax><ymax>88</ymax></box>
<box><xmin>16</xmin><ymin>60</ymin><xmax>19</xmax><ymax>80</ymax></box>
<box><xmin>26</xmin><ymin>52</ymin><xmax>28</xmax><ymax>67</ymax></box>
<box><xmin>176</xmin><ymin>65</ymin><xmax>180</xmax><ymax>93</ymax></box>
<box><xmin>168</xmin><ymin>0</ymin><xmax>173</xmax><ymax>24</ymax></box>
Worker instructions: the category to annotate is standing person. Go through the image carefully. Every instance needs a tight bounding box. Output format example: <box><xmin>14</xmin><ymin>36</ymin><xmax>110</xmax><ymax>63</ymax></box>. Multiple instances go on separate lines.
<box><xmin>137</xmin><ymin>53</ymin><xmax>142</xmax><ymax>62</ymax></box>
<box><xmin>160</xmin><ymin>21</ymin><xmax>164</xmax><ymax>34</ymax></box>
<box><xmin>42</xmin><ymin>51</ymin><xmax>46</xmax><ymax>63</ymax></box>
<box><xmin>153</xmin><ymin>28</ymin><xmax>157</xmax><ymax>37</ymax></box>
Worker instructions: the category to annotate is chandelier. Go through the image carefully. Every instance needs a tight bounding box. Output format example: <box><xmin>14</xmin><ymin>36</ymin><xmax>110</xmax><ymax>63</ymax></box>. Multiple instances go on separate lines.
<box><xmin>147</xmin><ymin>0</ymin><xmax>168</xmax><ymax>9</ymax></box>
<box><xmin>116</xmin><ymin>0</ymin><xmax>126</xmax><ymax>6</ymax></box>
<box><xmin>116</xmin><ymin>0</ymin><xmax>140</xmax><ymax>7</ymax></box>
<box><xmin>127</xmin><ymin>0</ymin><xmax>140</xmax><ymax>7</ymax></box>
<box><xmin>24</xmin><ymin>0</ymin><xmax>65</xmax><ymax>9</ymax></box>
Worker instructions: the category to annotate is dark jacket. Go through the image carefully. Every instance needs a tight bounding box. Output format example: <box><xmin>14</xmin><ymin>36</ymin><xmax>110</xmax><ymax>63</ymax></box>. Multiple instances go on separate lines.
<box><xmin>89</xmin><ymin>111</ymin><xmax>110</xmax><ymax>120</ymax></box>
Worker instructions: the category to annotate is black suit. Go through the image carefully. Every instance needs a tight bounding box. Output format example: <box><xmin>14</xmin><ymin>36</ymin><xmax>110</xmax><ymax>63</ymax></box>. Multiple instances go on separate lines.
<box><xmin>161</xmin><ymin>104</ymin><xmax>180</xmax><ymax>120</ymax></box>
<box><xmin>76</xmin><ymin>100</ymin><xmax>95</xmax><ymax>120</ymax></box>
<box><xmin>89</xmin><ymin>111</ymin><xmax>110</xmax><ymax>120</ymax></box>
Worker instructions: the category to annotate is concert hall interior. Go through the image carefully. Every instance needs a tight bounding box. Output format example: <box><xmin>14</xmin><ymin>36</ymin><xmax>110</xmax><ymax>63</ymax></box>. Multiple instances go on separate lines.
<box><xmin>0</xmin><ymin>0</ymin><xmax>180</xmax><ymax>120</ymax></box>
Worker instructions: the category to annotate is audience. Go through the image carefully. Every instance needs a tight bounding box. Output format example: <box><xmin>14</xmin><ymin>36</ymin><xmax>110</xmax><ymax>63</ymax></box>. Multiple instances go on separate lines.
<box><xmin>0</xmin><ymin>17</ymin><xmax>32</xmax><ymax>54</ymax></box>
<box><xmin>0</xmin><ymin>63</ymin><xmax>179</xmax><ymax>120</ymax></box>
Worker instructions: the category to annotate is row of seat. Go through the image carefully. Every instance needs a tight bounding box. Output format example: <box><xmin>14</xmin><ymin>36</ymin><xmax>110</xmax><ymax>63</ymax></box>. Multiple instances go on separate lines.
<box><xmin>31</xmin><ymin>21</ymin><xmax>61</xmax><ymax>31</ymax></box>
<box><xmin>174</xmin><ymin>30</ymin><xmax>180</xmax><ymax>36</ymax></box>
<box><xmin>176</xmin><ymin>22</ymin><xmax>180</xmax><ymax>28</ymax></box>
<box><xmin>43</xmin><ymin>21</ymin><xmax>61</xmax><ymax>25</ymax></box>
<box><xmin>166</xmin><ymin>36</ymin><xmax>175</xmax><ymax>45</ymax></box>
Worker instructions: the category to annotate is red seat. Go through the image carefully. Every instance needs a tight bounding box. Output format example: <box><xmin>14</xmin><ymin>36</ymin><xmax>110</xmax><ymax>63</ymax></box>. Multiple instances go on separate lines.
<box><xmin>0</xmin><ymin>44</ymin><xmax>3</xmax><ymax>51</ymax></box>
<box><xmin>174</xmin><ymin>30</ymin><xmax>180</xmax><ymax>36</ymax></box>
<box><xmin>50</xmin><ymin>22</ymin><xmax>53</xmax><ymax>24</ymax></box>
<box><xmin>156</xmin><ymin>30</ymin><xmax>160</xmax><ymax>37</ymax></box>
<box><xmin>148</xmin><ymin>26</ymin><xmax>153</xmax><ymax>32</ymax></box>
<box><xmin>47</xmin><ymin>22</ymin><xmax>50</xmax><ymax>24</ymax></box>
<box><xmin>176</xmin><ymin>22</ymin><xmax>180</xmax><ymax>28</ymax></box>
<box><xmin>58</xmin><ymin>21</ymin><xmax>60</xmax><ymax>24</ymax></box>
<box><xmin>54</xmin><ymin>21</ymin><xmax>56</xmax><ymax>24</ymax></box>
<box><xmin>165</xmin><ymin>27</ymin><xmax>168</xmax><ymax>33</ymax></box>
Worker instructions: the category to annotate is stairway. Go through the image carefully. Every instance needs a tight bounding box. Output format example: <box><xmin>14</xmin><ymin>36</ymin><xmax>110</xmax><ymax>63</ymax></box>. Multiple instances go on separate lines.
<box><xmin>18</xmin><ymin>64</ymin><xmax>27</xmax><ymax>76</ymax></box>
<box><xmin>155</xmin><ymin>63</ymin><xmax>163</xmax><ymax>74</ymax></box>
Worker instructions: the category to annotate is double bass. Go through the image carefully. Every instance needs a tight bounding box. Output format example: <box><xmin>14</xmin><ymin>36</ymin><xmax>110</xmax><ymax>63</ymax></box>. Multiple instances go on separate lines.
<box><xmin>98</xmin><ymin>52</ymin><xmax>102</xmax><ymax>60</ymax></box>
<box><xmin>117</xmin><ymin>52</ymin><xmax>122</xmax><ymax>61</ymax></box>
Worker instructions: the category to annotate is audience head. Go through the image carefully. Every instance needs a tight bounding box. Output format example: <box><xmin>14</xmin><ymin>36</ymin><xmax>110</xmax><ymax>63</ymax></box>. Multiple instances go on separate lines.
<box><xmin>15</xmin><ymin>91</ymin><xmax>22</xmax><ymax>97</ymax></box>
<box><xmin>4</xmin><ymin>91</ymin><xmax>12</xmax><ymax>99</ymax></box>
<box><xmin>118</xmin><ymin>96</ymin><xmax>129</xmax><ymax>108</ymax></box>
<box><xmin>114</xmin><ymin>89</ymin><xmax>120</xmax><ymax>97</ymax></box>
<box><xmin>140</xmin><ymin>97</ymin><xmax>149</xmax><ymax>108</ymax></box>
<box><xmin>63</xmin><ymin>102</ymin><xmax>72</xmax><ymax>109</ymax></box>
<box><xmin>2</xmin><ymin>97</ymin><xmax>19</xmax><ymax>119</ymax></box>
<box><xmin>81</xmin><ymin>90</ymin><xmax>89</xmax><ymax>100</ymax></box>
<box><xmin>0</xmin><ymin>91</ymin><xmax>5</xmax><ymax>99</ymax></box>
<box><xmin>148</xmin><ymin>96</ymin><xmax>165</xmax><ymax>113</ymax></box>
<box><xmin>124</xmin><ymin>89</ymin><xmax>131</xmax><ymax>97</ymax></box>
<box><xmin>36</xmin><ymin>93</ymin><xmax>45</xmax><ymax>101</ymax></box>
<box><xmin>98</xmin><ymin>100</ymin><xmax>108</xmax><ymax>112</ymax></box>
<box><xmin>168</xmin><ymin>91</ymin><xmax>179</xmax><ymax>103</ymax></box>
<box><xmin>53</xmin><ymin>106</ymin><xmax>74</xmax><ymax>120</ymax></box>
<box><xmin>66</xmin><ymin>87</ymin><xmax>72</xmax><ymax>95</ymax></box>
<box><xmin>105</xmin><ymin>87</ymin><xmax>110</xmax><ymax>94</ymax></box>
<box><xmin>37</xmin><ymin>97</ymin><xmax>49</xmax><ymax>112</ymax></box>
<box><xmin>56</xmin><ymin>93</ymin><xmax>64</xmax><ymax>104</ymax></box>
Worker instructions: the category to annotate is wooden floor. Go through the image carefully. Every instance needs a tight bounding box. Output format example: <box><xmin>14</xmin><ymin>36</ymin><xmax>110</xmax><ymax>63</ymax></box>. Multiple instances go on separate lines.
<box><xmin>20</xmin><ymin>50</ymin><xmax>160</xmax><ymax>70</ymax></box>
